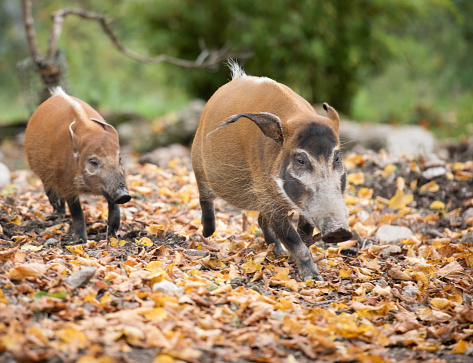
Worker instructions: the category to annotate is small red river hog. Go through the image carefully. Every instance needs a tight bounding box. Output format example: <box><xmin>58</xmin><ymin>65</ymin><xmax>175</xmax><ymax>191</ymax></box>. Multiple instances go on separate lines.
<box><xmin>25</xmin><ymin>87</ymin><xmax>131</xmax><ymax>244</ymax></box>
<box><xmin>191</xmin><ymin>62</ymin><xmax>352</xmax><ymax>281</ymax></box>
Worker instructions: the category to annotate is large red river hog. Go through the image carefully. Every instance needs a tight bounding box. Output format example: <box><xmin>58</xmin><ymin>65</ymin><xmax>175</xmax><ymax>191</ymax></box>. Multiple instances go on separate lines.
<box><xmin>25</xmin><ymin>87</ymin><xmax>130</xmax><ymax>244</ymax></box>
<box><xmin>191</xmin><ymin>62</ymin><xmax>352</xmax><ymax>281</ymax></box>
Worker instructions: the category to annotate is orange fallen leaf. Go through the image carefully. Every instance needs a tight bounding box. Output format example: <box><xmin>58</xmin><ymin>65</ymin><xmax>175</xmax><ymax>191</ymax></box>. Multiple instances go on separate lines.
<box><xmin>388</xmin><ymin>189</ymin><xmax>414</xmax><ymax>210</ymax></box>
<box><xmin>430</xmin><ymin>201</ymin><xmax>445</xmax><ymax>210</ymax></box>
<box><xmin>348</xmin><ymin>172</ymin><xmax>365</xmax><ymax>186</ymax></box>
<box><xmin>66</xmin><ymin>244</ymin><xmax>89</xmax><ymax>258</ymax></box>
<box><xmin>241</xmin><ymin>259</ymin><xmax>263</xmax><ymax>274</ymax></box>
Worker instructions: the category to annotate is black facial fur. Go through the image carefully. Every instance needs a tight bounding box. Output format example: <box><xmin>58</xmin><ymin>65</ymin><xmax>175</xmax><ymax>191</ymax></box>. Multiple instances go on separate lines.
<box><xmin>295</xmin><ymin>123</ymin><xmax>337</xmax><ymax>161</ymax></box>
<box><xmin>340</xmin><ymin>171</ymin><xmax>347</xmax><ymax>194</ymax></box>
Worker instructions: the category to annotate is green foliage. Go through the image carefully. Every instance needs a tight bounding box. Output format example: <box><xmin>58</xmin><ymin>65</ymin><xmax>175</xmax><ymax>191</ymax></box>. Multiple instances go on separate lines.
<box><xmin>353</xmin><ymin>0</ymin><xmax>473</xmax><ymax>138</ymax></box>
<box><xmin>131</xmin><ymin>0</ymin><xmax>421</xmax><ymax>113</ymax></box>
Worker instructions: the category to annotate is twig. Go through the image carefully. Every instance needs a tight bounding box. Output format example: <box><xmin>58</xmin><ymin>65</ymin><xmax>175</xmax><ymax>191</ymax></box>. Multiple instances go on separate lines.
<box><xmin>20</xmin><ymin>0</ymin><xmax>43</xmax><ymax>61</ymax></box>
<box><xmin>49</xmin><ymin>7</ymin><xmax>252</xmax><ymax>69</ymax></box>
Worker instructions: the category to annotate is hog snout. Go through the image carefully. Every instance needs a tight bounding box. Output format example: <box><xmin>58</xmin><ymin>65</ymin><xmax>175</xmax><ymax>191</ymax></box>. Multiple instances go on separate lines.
<box><xmin>321</xmin><ymin>221</ymin><xmax>352</xmax><ymax>244</ymax></box>
<box><xmin>112</xmin><ymin>187</ymin><xmax>131</xmax><ymax>204</ymax></box>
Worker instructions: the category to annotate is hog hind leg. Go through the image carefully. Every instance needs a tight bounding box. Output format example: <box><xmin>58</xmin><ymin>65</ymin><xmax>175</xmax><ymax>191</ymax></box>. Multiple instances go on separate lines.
<box><xmin>196</xmin><ymin>179</ymin><xmax>217</xmax><ymax>238</ymax></box>
<box><xmin>258</xmin><ymin>213</ymin><xmax>286</xmax><ymax>257</ymax></box>
<box><xmin>66</xmin><ymin>198</ymin><xmax>87</xmax><ymax>244</ymax></box>
<box><xmin>45</xmin><ymin>186</ymin><xmax>65</xmax><ymax>215</ymax></box>
<box><xmin>270</xmin><ymin>215</ymin><xmax>323</xmax><ymax>282</ymax></box>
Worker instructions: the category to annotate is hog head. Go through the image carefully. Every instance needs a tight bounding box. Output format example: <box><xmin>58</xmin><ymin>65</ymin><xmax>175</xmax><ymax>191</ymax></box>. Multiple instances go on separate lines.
<box><xmin>69</xmin><ymin>117</ymin><xmax>130</xmax><ymax>205</ymax></box>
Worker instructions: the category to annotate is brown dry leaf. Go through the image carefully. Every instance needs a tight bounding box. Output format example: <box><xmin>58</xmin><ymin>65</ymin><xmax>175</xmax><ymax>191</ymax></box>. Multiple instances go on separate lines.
<box><xmin>388</xmin><ymin>268</ymin><xmax>412</xmax><ymax>281</ymax></box>
<box><xmin>9</xmin><ymin>262</ymin><xmax>48</xmax><ymax>280</ymax></box>
<box><xmin>0</xmin><ymin>240</ymin><xmax>20</xmax><ymax>264</ymax></box>
<box><xmin>200</xmin><ymin>255</ymin><xmax>226</xmax><ymax>270</ymax></box>
<box><xmin>436</xmin><ymin>260</ymin><xmax>464</xmax><ymax>278</ymax></box>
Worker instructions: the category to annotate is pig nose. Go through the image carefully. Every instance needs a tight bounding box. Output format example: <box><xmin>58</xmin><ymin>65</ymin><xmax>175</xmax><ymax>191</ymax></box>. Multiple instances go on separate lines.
<box><xmin>321</xmin><ymin>221</ymin><xmax>352</xmax><ymax>243</ymax></box>
<box><xmin>114</xmin><ymin>188</ymin><xmax>131</xmax><ymax>204</ymax></box>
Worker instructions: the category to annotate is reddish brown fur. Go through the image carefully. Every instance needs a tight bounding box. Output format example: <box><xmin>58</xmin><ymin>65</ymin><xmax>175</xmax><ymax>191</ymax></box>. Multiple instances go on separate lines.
<box><xmin>192</xmin><ymin>66</ymin><xmax>351</xmax><ymax>281</ymax></box>
<box><xmin>25</xmin><ymin>88</ymin><xmax>129</xmax><ymax>243</ymax></box>
<box><xmin>25</xmin><ymin>92</ymin><xmax>120</xmax><ymax>201</ymax></box>
<box><xmin>192</xmin><ymin>75</ymin><xmax>340</xmax><ymax>214</ymax></box>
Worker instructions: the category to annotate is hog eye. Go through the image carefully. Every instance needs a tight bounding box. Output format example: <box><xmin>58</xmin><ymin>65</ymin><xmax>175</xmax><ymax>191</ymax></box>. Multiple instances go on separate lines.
<box><xmin>296</xmin><ymin>158</ymin><xmax>305</xmax><ymax>166</ymax></box>
<box><xmin>334</xmin><ymin>151</ymin><xmax>341</xmax><ymax>165</ymax></box>
<box><xmin>88</xmin><ymin>158</ymin><xmax>99</xmax><ymax>168</ymax></box>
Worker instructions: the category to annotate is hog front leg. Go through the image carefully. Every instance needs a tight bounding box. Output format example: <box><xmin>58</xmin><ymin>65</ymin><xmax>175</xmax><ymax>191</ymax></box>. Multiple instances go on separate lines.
<box><xmin>67</xmin><ymin>198</ymin><xmax>87</xmax><ymax>243</ymax></box>
<box><xmin>271</xmin><ymin>216</ymin><xmax>323</xmax><ymax>282</ymax></box>
<box><xmin>107</xmin><ymin>199</ymin><xmax>121</xmax><ymax>238</ymax></box>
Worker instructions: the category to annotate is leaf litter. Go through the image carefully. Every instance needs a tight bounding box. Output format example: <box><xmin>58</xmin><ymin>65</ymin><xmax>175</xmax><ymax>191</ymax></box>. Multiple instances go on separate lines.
<box><xmin>0</xmin><ymin>151</ymin><xmax>473</xmax><ymax>362</ymax></box>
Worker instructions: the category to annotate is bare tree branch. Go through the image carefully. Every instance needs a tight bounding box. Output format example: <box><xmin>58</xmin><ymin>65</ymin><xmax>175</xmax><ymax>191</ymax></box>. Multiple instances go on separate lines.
<box><xmin>21</xmin><ymin>0</ymin><xmax>43</xmax><ymax>61</ymax></box>
<box><xmin>49</xmin><ymin>7</ymin><xmax>252</xmax><ymax>70</ymax></box>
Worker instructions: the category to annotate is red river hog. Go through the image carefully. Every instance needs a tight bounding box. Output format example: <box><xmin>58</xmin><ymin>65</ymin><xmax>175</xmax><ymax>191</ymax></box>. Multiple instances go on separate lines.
<box><xmin>191</xmin><ymin>62</ymin><xmax>352</xmax><ymax>281</ymax></box>
<box><xmin>25</xmin><ymin>87</ymin><xmax>130</xmax><ymax>244</ymax></box>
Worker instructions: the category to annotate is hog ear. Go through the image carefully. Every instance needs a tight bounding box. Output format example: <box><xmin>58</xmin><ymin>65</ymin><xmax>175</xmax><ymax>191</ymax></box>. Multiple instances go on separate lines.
<box><xmin>69</xmin><ymin>120</ymin><xmax>80</xmax><ymax>159</ymax></box>
<box><xmin>90</xmin><ymin>117</ymin><xmax>117</xmax><ymax>134</ymax></box>
<box><xmin>323</xmin><ymin>103</ymin><xmax>340</xmax><ymax>134</ymax></box>
<box><xmin>209</xmin><ymin>112</ymin><xmax>284</xmax><ymax>145</ymax></box>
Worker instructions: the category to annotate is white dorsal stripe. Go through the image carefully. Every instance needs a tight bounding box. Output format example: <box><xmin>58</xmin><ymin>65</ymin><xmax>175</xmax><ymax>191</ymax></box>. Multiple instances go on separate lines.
<box><xmin>227</xmin><ymin>59</ymin><xmax>247</xmax><ymax>79</ymax></box>
<box><xmin>50</xmin><ymin>86</ymin><xmax>88</xmax><ymax>123</ymax></box>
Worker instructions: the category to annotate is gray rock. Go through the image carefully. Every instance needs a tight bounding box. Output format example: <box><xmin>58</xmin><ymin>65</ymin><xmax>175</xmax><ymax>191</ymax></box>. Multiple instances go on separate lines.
<box><xmin>139</xmin><ymin>144</ymin><xmax>190</xmax><ymax>167</ymax></box>
<box><xmin>378</xmin><ymin>244</ymin><xmax>402</xmax><ymax>258</ymax></box>
<box><xmin>422</xmin><ymin>153</ymin><xmax>446</xmax><ymax>168</ymax></box>
<box><xmin>65</xmin><ymin>267</ymin><xmax>97</xmax><ymax>288</ymax></box>
<box><xmin>270</xmin><ymin>310</ymin><xmax>286</xmax><ymax>321</ymax></box>
<box><xmin>12</xmin><ymin>175</ymin><xmax>29</xmax><ymax>188</ymax></box>
<box><xmin>375</xmin><ymin>225</ymin><xmax>413</xmax><ymax>243</ymax></box>
<box><xmin>402</xmin><ymin>284</ymin><xmax>421</xmax><ymax>299</ymax></box>
<box><xmin>44</xmin><ymin>238</ymin><xmax>59</xmax><ymax>248</ymax></box>
<box><xmin>360</xmin><ymin>238</ymin><xmax>376</xmax><ymax>250</ymax></box>
<box><xmin>183</xmin><ymin>249</ymin><xmax>209</xmax><ymax>257</ymax></box>
<box><xmin>463</xmin><ymin>208</ymin><xmax>473</xmax><ymax>224</ymax></box>
<box><xmin>357</xmin><ymin>210</ymin><xmax>370</xmax><ymax>222</ymax></box>
<box><xmin>423</xmin><ymin>167</ymin><xmax>447</xmax><ymax>180</ymax></box>
<box><xmin>339</xmin><ymin>121</ymin><xmax>436</xmax><ymax>156</ymax></box>
<box><xmin>462</xmin><ymin>232</ymin><xmax>473</xmax><ymax>244</ymax></box>
<box><xmin>152</xmin><ymin>280</ymin><xmax>184</xmax><ymax>296</ymax></box>
<box><xmin>0</xmin><ymin>162</ymin><xmax>11</xmax><ymax>189</ymax></box>
<box><xmin>463</xmin><ymin>293</ymin><xmax>472</xmax><ymax>304</ymax></box>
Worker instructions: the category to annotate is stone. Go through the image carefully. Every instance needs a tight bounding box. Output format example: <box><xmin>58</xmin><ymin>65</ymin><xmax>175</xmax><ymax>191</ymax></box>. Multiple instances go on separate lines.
<box><xmin>0</xmin><ymin>162</ymin><xmax>11</xmax><ymax>189</ymax></box>
<box><xmin>65</xmin><ymin>266</ymin><xmax>97</xmax><ymax>288</ymax></box>
<box><xmin>339</xmin><ymin>120</ymin><xmax>436</xmax><ymax>156</ymax></box>
<box><xmin>463</xmin><ymin>208</ymin><xmax>473</xmax><ymax>224</ymax></box>
<box><xmin>139</xmin><ymin>144</ymin><xmax>190</xmax><ymax>167</ymax></box>
<box><xmin>152</xmin><ymin>280</ymin><xmax>184</xmax><ymax>296</ymax></box>
<box><xmin>183</xmin><ymin>249</ymin><xmax>209</xmax><ymax>257</ymax></box>
<box><xmin>44</xmin><ymin>238</ymin><xmax>59</xmax><ymax>248</ymax></box>
<box><xmin>402</xmin><ymin>284</ymin><xmax>421</xmax><ymax>299</ymax></box>
<box><xmin>378</xmin><ymin>244</ymin><xmax>402</xmax><ymax>258</ymax></box>
<box><xmin>461</xmin><ymin>232</ymin><xmax>473</xmax><ymax>244</ymax></box>
<box><xmin>375</xmin><ymin>225</ymin><xmax>413</xmax><ymax>243</ymax></box>
<box><xmin>423</xmin><ymin>167</ymin><xmax>447</xmax><ymax>180</ymax></box>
